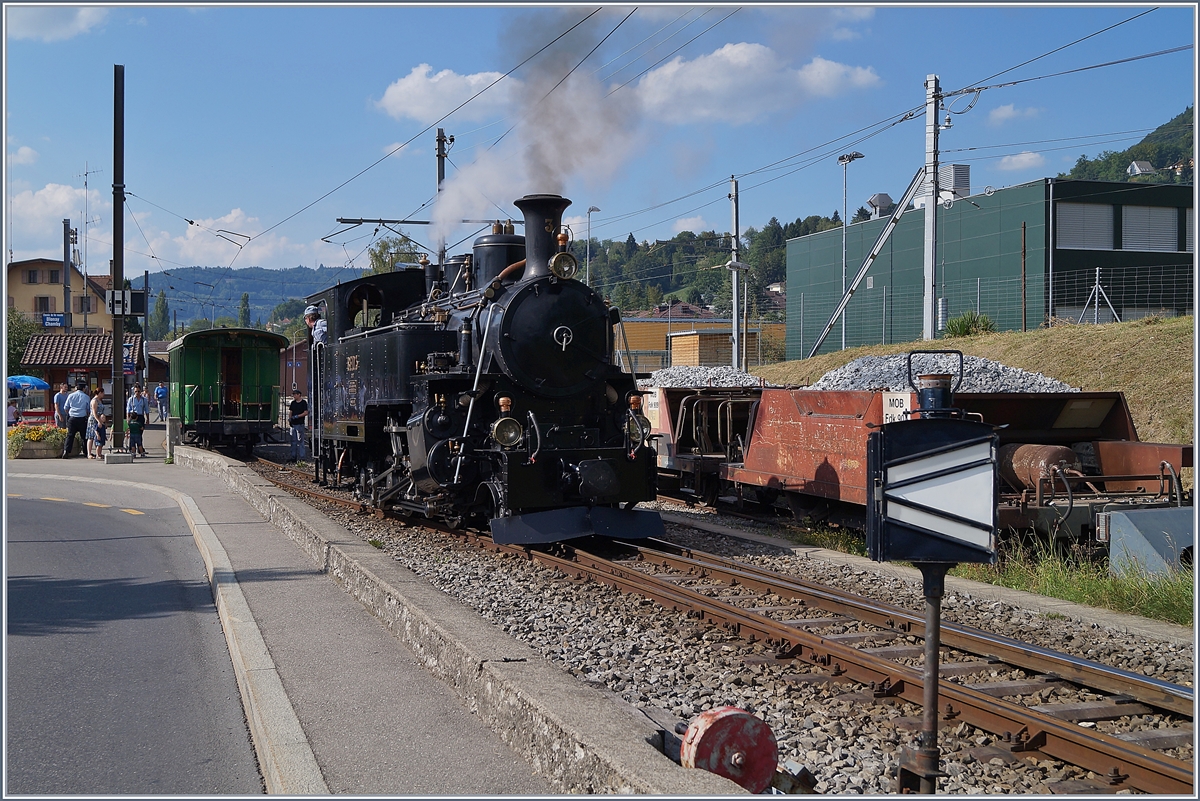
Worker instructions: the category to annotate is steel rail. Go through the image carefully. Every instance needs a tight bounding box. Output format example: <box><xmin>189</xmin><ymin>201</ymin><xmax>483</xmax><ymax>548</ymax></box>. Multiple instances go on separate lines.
<box><xmin>628</xmin><ymin>538</ymin><xmax>1194</xmax><ymax>718</ymax></box>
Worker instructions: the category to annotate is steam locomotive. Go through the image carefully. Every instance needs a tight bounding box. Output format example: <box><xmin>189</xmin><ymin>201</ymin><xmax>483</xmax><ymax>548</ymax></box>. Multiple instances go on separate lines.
<box><xmin>305</xmin><ymin>194</ymin><xmax>662</xmax><ymax>544</ymax></box>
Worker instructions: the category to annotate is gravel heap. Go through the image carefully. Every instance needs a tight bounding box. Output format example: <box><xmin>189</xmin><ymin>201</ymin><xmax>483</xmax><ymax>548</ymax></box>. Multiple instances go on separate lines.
<box><xmin>808</xmin><ymin>354</ymin><xmax>1076</xmax><ymax>393</ymax></box>
<box><xmin>639</xmin><ymin>365</ymin><xmax>771</xmax><ymax>389</ymax></box>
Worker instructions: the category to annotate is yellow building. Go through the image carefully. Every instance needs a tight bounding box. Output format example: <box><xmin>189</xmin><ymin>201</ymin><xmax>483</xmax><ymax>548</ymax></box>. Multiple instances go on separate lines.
<box><xmin>614</xmin><ymin>302</ymin><xmax>785</xmax><ymax>371</ymax></box>
<box><xmin>7</xmin><ymin>257</ymin><xmax>113</xmax><ymax>335</ymax></box>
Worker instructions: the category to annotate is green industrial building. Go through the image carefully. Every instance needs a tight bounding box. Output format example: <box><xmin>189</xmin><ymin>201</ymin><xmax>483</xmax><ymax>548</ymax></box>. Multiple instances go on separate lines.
<box><xmin>786</xmin><ymin>178</ymin><xmax>1194</xmax><ymax>359</ymax></box>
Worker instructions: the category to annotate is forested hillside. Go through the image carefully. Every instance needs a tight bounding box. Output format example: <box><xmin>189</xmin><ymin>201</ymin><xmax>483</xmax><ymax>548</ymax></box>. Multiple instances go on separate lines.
<box><xmin>1058</xmin><ymin>106</ymin><xmax>1193</xmax><ymax>183</ymax></box>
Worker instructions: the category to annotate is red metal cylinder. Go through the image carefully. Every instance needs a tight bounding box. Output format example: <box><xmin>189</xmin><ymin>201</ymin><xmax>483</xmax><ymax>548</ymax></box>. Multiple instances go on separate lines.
<box><xmin>998</xmin><ymin>443</ymin><xmax>1080</xmax><ymax>490</ymax></box>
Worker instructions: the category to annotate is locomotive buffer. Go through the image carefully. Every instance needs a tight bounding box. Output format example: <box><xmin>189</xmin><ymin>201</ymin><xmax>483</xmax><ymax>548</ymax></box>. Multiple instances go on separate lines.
<box><xmin>866</xmin><ymin>352</ymin><xmax>998</xmax><ymax>794</ymax></box>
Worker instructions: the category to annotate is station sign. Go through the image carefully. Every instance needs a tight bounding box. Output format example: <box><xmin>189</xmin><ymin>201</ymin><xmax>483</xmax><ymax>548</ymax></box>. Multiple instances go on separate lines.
<box><xmin>41</xmin><ymin>312</ymin><xmax>67</xmax><ymax>328</ymax></box>
<box><xmin>867</xmin><ymin>417</ymin><xmax>998</xmax><ymax>564</ymax></box>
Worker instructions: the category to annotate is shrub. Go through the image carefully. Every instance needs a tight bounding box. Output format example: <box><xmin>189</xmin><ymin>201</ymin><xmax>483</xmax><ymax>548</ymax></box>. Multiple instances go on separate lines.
<box><xmin>944</xmin><ymin>310</ymin><xmax>996</xmax><ymax>337</ymax></box>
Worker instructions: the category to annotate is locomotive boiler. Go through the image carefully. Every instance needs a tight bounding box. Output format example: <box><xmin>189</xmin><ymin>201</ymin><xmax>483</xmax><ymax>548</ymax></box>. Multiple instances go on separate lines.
<box><xmin>306</xmin><ymin>194</ymin><xmax>662</xmax><ymax>544</ymax></box>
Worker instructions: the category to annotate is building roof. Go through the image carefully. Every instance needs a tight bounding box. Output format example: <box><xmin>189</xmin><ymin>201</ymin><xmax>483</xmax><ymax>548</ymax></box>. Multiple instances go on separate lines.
<box><xmin>145</xmin><ymin>340</ymin><xmax>172</xmax><ymax>356</ymax></box>
<box><xmin>627</xmin><ymin>301</ymin><xmax>715</xmax><ymax>319</ymax></box>
<box><xmin>22</xmin><ymin>333</ymin><xmax>143</xmax><ymax>368</ymax></box>
<box><xmin>1127</xmin><ymin>160</ymin><xmax>1157</xmax><ymax>175</ymax></box>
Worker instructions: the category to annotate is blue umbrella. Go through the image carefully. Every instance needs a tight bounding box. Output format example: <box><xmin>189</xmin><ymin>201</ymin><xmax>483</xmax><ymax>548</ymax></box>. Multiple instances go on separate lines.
<box><xmin>6</xmin><ymin>375</ymin><xmax>50</xmax><ymax>391</ymax></box>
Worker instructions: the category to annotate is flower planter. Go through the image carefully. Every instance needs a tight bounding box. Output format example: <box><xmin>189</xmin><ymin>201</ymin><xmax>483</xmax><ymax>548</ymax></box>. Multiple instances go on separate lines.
<box><xmin>15</xmin><ymin>440</ymin><xmax>64</xmax><ymax>459</ymax></box>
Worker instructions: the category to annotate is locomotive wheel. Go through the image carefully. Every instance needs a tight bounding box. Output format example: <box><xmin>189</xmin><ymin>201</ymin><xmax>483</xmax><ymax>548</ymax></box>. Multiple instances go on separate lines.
<box><xmin>679</xmin><ymin>706</ymin><xmax>778</xmax><ymax>793</ymax></box>
<box><xmin>444</xmin><ymin>514</ymin><xmax>465</xmax><ymax>530</ymax></box>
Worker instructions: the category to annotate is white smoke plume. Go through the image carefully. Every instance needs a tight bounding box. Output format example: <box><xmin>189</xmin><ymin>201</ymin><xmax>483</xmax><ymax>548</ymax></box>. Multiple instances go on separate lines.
<box><xmin>431</xmin><ymin>8</ymin><xmax>640</xmax><ymax>249</ymax></box>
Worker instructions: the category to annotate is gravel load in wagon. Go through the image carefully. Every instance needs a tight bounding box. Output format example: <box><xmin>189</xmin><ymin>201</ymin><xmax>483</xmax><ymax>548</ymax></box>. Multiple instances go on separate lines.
<box><xmin>638</xmin><ymin>365</ymin><xmax>775</xmax><ymax>389</ymax></box>
<box><xmin>806</xmin><ymin>354</ymin><xmax>1077</xmax><ymax>394</ymax></box>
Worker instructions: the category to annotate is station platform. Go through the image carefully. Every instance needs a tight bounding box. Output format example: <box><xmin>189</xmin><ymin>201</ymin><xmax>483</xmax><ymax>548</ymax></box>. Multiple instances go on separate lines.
<box><xmin>9</xmin><ymin>422</ymin><xmax>738</xmax><ymax>795</ymax></box>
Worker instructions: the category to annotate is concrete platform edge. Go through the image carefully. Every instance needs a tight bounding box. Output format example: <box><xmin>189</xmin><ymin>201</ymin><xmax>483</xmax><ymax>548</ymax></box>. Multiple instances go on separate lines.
<box><xmin>660</xmin><ymin>512</ymin><xmax>1193</xmax><ymax>646</ymax></box>
<box><xmin>8</xmin><ymin>472</ymin><xmax>329</xmax><ymax>796</ymax></box>
<box><xmin>173</xmin><ymin>449</ymin><xmax>743</xmax><ymax>795</ymax></box>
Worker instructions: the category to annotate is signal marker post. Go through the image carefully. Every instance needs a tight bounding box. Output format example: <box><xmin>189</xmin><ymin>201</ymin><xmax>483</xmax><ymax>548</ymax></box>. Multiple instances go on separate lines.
<box><xmin>867</xmin><ymin>409</ymin><xmax>998</xmax><ymax>794</ymax></box>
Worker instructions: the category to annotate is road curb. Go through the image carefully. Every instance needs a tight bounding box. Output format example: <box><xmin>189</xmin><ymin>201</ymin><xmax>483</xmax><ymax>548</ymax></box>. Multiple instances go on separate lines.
<box><xmin>10</xmin><ymin>472</ymin><xmax>329</xmax><ymax>795</ymax></box>
<box><xmin>172</xmin><ymin>449</ymin><xmax>743</xmax><ymax>795</ymax></box>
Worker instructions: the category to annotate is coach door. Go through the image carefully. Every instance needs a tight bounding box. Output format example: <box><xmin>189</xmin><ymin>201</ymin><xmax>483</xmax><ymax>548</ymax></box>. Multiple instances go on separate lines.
<box><xmin>222</xmin><ymin>348</ymin><xmax>242</xmax><ymax>417</ymax></box>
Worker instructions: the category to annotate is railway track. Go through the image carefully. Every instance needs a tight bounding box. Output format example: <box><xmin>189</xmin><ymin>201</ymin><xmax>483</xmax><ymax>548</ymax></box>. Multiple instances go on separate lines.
<box><xmin>251</xmin><ymin>459</ymin><xmax>1193</xmax><ymax>793</ymax></box>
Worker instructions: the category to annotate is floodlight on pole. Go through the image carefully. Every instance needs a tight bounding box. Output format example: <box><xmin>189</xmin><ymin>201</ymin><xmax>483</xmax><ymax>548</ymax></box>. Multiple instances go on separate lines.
<box><xmin>838</xmin><ymin>151</ymin><xmax>865</xmax><ymax>350</ymax></box>
<box><xmin>586</xmin><ymin>206</ymin><xmax>600</xmax><ymax>286</ymax></box>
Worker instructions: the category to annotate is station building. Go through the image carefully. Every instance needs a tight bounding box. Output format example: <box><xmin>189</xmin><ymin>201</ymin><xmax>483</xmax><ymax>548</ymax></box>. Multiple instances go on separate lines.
<box><xmin>785</xmin><ymin>178</ymin><xmax>1194</xmax><ymax>359</ymax></box>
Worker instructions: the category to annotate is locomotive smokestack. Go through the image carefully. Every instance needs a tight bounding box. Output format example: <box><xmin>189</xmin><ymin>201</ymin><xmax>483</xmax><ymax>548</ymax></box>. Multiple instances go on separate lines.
<box><xmin>514</xmin><ymin>193</ymin><xmax>571</xmax><ymax>279</ymax></box>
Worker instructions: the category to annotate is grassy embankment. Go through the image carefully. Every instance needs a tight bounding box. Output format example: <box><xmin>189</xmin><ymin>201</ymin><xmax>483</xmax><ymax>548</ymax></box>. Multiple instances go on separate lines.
<box><xmin>751</xmin><ymin>315</ymin><xmax>1195</xmax><ymax>625</ymax></box>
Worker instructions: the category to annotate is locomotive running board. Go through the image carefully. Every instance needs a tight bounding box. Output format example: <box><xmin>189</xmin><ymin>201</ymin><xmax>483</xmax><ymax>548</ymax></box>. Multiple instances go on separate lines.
<box><xmin>490</xmin><ymin>506</ymin><xmax>664</xmax><ymax>545</ymax></box>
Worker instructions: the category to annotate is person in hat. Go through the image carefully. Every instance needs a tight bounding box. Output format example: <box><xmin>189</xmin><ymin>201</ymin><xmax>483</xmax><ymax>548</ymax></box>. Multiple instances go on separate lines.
<box><xmin>60</xmin><ymin>382</ymin><xmax>91</xmax><ymax>458</ymax></box>
<box><xmin>288</xmin><ymin>389</ymin><xmax>309</xmax><ymax>462</ymax></box>
<box><xmin>304</xmin><ymin>305</ymin><xmax>326</xmax><ymax>345</ymax></box>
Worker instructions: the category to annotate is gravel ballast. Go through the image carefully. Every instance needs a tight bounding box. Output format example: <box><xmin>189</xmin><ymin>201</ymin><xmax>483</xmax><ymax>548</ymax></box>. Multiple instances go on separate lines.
<box><xmin>255</xmin><ymin>468</ymin><xmax>1191</xmax><ymax>794</ymax></box>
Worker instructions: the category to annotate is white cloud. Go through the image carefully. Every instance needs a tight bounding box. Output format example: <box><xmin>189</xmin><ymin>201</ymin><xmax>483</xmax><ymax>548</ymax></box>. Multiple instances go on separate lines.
<box><xmin>636</xmin><ymin>44</ymin><xmax>879</xmax><ymax>125</ymax></box>
<box><xmin>997</xmin><ymin>151</ymin><xmax>1046</xmax><ymax>171</ymax></box>
<box><xmin>795</xmin><ymin>56</ymin><xmax>880</xmax><ymax>97</ymax></box>
<box><xmin>831</xmin><ymin>8</ymin><xmax>876</xmax><ymax>22</ymax></box>
<box><xmin>9</xmin><ymin>145</ymin><xmax>38</xmax><ymax>165</ymax></box>
<box><xmin>673</xmin><ymin>216</ymin><xmax>708</xmax><ymax>234</ymax></box>
<box><xmin>6</xmin><ymin>7</ymin><xmax>108</xmax><ymax>42</ymax></box>
<box><xmin>376</xmin><ymin>64</ymin><xmax>516</xmax><ymax>125</ymax></box>
<box><xmin>988</xmin><ymin>104</ymin><xmax>1039</xmax><ymax>126</ymax></box>
<box><xmin>829</xmin><ymin>27</ymin><xmax>862</xmax><ymax>41</ymax></box>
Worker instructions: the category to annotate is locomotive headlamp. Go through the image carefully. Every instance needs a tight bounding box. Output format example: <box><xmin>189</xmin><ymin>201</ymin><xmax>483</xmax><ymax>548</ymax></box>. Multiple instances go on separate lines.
<box><xmin>626</xmin><ymin>412</ymin><xmax>652</xmax><ymax>445</ymax></box>
<box><xmin>548</xmin><ymin>252</ymin><xmax>579</xmax><ymax>280</ymax></box>
<box><xmin>491</xmin><ymin>417</ymin><xmax>524</xmax><ymax>448</ymax></box>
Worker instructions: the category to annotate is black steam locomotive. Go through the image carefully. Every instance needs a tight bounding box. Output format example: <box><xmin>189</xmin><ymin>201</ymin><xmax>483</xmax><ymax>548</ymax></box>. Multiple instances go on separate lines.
<box><xmin>306</xmin><ymin>194</ymin><xmax>662</xmax><ymax>544</ymax></box>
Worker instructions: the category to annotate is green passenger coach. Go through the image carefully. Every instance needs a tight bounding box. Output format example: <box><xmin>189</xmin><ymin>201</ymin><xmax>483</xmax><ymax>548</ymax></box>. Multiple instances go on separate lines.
<box><xmin>167</xmin><ymin>327</ymin><xmax>290</xmax><ymax>451</ymax></box>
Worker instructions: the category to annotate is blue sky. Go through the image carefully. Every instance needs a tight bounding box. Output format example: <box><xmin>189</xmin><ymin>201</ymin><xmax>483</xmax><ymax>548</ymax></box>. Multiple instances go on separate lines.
<box><xmin>4</xmin><ymin>4</ymin><xmax>1196</xmax><ymax>284</ymax></box>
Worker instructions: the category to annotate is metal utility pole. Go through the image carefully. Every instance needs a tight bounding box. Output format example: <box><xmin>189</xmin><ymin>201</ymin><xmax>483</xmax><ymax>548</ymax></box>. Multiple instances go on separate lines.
<box><xmin>586</xmin><ymin>205</ymin><xmax>600</xmax><ymax>286</ymax></box>
<box><xmin>62</xmin><ymin>219</ymin><xmax>73</xmax><ymax>330</ymax></box>
<box><xmin>923</xmin><ymin>74</ymin><xmax>941</xmax><ymax>341</ymax></box>
<box><xmin>729</xmin><ymin>176</ymin><xmax>740</xmax><ymax>370</ymax></box>
<box><xmin>838</xmin><ymin>151</ymin><xmax>865</xmax><ymax>350</ymax></box>
<box><xmin>111</xmin><ymin>64</ymin><xmax>127</xmax><ymax>450</ymax></box>
<box><xmin>435</xmin><ymin>128</ymin><xmax>452</xmax><ymax>271</ymax></box>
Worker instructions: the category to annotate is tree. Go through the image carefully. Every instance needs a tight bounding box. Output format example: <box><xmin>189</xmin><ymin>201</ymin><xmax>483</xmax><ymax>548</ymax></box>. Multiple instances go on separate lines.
<box><xmin>852</xmin><ymin>206</ymin><xmax>871</xmax><ymax>223</ymax></box>
<box><xmin>238</xmin><ymin>292</ymin><xmax>251</xmax><ymax>327</ymax></box>
<box><xmin>365</xmin><ymin>234</ymin><xmax>422</xmax><ymax>275</ymax></box>
<box><xmin>685</xmin><ymin>286</ymin><xmax>703</xmax><ymax>306</ymax></box>
<box><xmin>830</xmin><ymin>209</ymin><xmax>841</xmax><ymax>224</ymax></box>
<box><xmin>645</xmin><ymin>284</ymin><xmax>664</xmax><ymax>307</ymax></box>
<box><xmin>7</xmin><ymin>307</ymin><xmax>43</xmax><ymax>378</ymax></box>
<box><xmin>147</xmin><ymin>289</ymin><xmax>170</xmax><ymax>340</ymax></box>
<box><xmin>270</xmin><ymin>298</ymin><xmax>307</xmax><ymax>324</ymax></box>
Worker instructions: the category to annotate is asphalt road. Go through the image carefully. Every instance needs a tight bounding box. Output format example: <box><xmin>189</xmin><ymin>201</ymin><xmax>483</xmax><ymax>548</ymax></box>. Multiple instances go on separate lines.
<box><xmin>5</xmin><ymin>477</ymin><xmax>263</xmax><ymax>795</ymax></box>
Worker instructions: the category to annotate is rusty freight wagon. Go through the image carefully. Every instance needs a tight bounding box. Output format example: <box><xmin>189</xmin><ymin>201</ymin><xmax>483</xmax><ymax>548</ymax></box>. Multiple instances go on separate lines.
<box><xmin>645</xmin><ymin>384</ymin><xmax>1192</xmax><ymax>540</ymax></box>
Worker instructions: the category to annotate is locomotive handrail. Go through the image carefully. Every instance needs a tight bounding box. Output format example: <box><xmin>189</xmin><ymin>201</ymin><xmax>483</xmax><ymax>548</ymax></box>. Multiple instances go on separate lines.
<box><xmin>455</xmin><ymin>305</ymin><xmax>498</xmax><ymax>484</ymax></box>
<box><xmin>527</xmin><ymin>410</ymin><xmax>542</xmax><ymax>465</ymax></box>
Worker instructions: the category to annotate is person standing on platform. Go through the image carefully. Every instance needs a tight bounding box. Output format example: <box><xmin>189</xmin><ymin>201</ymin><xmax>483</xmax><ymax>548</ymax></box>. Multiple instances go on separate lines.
<box><xmin>288</xmin><ymin>389</ymin><xmax>308</xmax><ymax>463</ymax></box>
<box><xmin>91</xmin><ymin>414</ymin><xmax>108</xmax><ymax>460</ymax></box>
<box><xmin>127</xmin><ymin>412</ymin><xmax>146</xmax><ymax>457</ymax></box>
<box><xmin>53</xmin><ymin>383</ymin><xmax>70</xmax><ymax>428</ymax></box>
<box><xmin>86</xmin><ymin>387</ymin><xmax>106</xmax><ymax>459</ymax></box>
<box><xmin>127</xmin><ymin>385</ymin><xmax>149</xmax><ymax>422</ymax></box>
<box><xmin>154</xmin><ymin>382</ymin><xmax>168</xmax><ymax>422</ymax></box>
<box><xmin>60</xmin><ymin>382</ymin><xmax>91</xmax><ymax>458</ymax></box>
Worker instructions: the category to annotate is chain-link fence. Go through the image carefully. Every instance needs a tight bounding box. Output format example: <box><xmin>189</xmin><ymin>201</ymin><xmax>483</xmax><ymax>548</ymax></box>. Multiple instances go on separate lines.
<box><xmin>790</xmin><ymin>263</ymin><xmax>1192</xmax><ymax>358</ymax></box>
